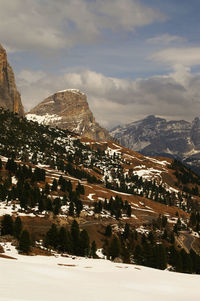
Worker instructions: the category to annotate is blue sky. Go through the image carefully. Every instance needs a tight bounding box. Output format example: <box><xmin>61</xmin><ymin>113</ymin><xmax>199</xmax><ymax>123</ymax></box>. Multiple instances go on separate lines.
<box><xmin>1</xmin><ymin>0</ymin><xmax>200</xmax><ymax>128</ymax></box>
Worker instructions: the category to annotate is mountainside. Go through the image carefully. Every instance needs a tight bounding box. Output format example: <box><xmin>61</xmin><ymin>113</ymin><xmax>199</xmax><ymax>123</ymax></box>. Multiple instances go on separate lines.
<box><xmin>1</xmin><ymin>109</ymin><xmax>200</xmax><ymax>274</ymax></box>
<box><xmin>0</xmin><ymin>45</ymin><xmax>24</xmax><ymax>116</ymax></box>
<box><xmin>110</xmin><ymin>115</ymin><xmax>200</xmax><ymax>174</ymax></box>
<box><xmin>27</xmin><ymin>89</ymin><xmax>110</xmax><ymax>141</ymax></box>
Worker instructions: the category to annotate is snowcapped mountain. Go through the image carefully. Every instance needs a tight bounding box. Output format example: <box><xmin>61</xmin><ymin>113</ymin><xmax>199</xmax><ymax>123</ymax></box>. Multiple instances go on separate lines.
<box><xmin>27</xmin><ymin>89</ymin><xmax>111</xmax><ymax>141</ymax></box>
<box><xmin>110</xmin><ymin>115</ymin><xmax>200</xmax><ymax>174</ymax></box>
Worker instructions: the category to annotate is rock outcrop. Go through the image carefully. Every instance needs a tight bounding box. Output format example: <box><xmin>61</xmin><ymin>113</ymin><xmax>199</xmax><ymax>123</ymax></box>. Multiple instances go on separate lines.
<box><xmin>0</xmin><ymin>44</ymin><xmax>24</xmax><ymax>116</ymax></box>
<box><xmin>27</xmin><ymin>89</ymin><xmax>111</xmax><ymax>141</ymax></box>
<box><xmin>110</xmin><ymin>115</ymin><xmax>200</xmax><ymax>174</ymax></box>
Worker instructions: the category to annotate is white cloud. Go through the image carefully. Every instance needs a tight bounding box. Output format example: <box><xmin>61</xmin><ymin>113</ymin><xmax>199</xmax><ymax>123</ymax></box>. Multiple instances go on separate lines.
<box><xmin>0</xmin><ymin>0</ymin><xmax>165</xmax><ymax>53</ymax></box>
<box><xmin>151</xmin><ymin>47</ymin><xmax>200</xmax><ymax>67</ymax></box>
<box><xmin>147</xmin><ymin>34</ymin><xmax>185</xmax><ymax>45</ymax></box>
<box><xmin>17</xmin><ymin>68</ymin><xmax>200</xmax><ymax>128</ymax></box>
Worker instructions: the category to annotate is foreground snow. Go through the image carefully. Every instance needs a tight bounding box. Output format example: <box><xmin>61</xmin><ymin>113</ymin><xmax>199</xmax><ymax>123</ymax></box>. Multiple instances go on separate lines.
<box><xmin>0</xmin><ymin>243</ymin><xmax>199</xmax><ymax>301</ymax></box>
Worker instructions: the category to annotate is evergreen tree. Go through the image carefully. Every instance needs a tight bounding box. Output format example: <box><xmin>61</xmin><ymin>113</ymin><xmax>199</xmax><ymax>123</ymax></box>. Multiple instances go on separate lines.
<box><xmin>105</xmin><ymin>224</ymin><xmax>112</xmax><ymax>237</ymax></box>
<box><xmin>70</xmin><ymin>220</ymin><xmax>80</xmax><ymax>255</ymax></box>
<box><xmin>69</xmin><ymin>201</ymin><xmax>74</xmax><ymax>216</ymax></box>
<box><xmin>44</xmin><ymin>224</ymin><xmax>58</xmax><ymax>249</ymax></box>
<box><xmin>1</xmin><ymin>214</ymin><xmax>13</xmax><ymax>235</ymax></box>
<box><xmin>79</xmin><ymin>229</ymin><xmax>90</xmax><ymax>256</ymax></box>
<box><xmin>19</xmin><ymin>230</ymin><xmax>31</xmax><ymax>253</ymax></box>
<box><xmin>134</xmin><ymin>245</ymin><xmax>144</xmax><ymax>265</ymax></box>
<box><xmin>127</xmin><ymin>205</ymin><xmax>132</xmax><ymax>217</ymax></box>
<box><xmin>51</xmin><ymin>179</ymin><xmax>58</xmax><ymax>191</ymax></box>
<box><xmin>91</xmin><ymin>240</ymin><xmax>97</xmax><ymax>258</ymax></box>
<box><xmin>0</xmin><ymin>158</ymin><xmax>2</xmax><ymax>170</ymax></box>
<box><xmin>58</xmin><ymin>226</ymin><xmax>72</xmax><ymax>253</ymax></box>
<box><xmin>123</xmin><ymin>223</ymin><xmax>130</xmax><ymax>239</ymax></box>
<box><xmin>14</xmin><ymin>216</ymin><xmax>22</xmax><ymax>239</ymax></box>
<box><xmin>109</xmin><ymin>236</ymin><xmax>120</xmax><ymax>260</ymax></box>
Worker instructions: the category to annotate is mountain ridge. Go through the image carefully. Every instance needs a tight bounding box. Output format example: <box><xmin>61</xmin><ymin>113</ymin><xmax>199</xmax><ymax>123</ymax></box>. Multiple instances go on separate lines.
<box><xmin>110</xmin><ymin>115</ymin><xmax>200</xmax><ymax>174</ymax></box>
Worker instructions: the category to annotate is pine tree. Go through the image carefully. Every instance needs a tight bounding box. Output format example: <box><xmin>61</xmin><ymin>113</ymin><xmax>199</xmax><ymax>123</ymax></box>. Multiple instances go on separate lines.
<box><xmin>105</xmin><ymin>224</ymin><xmax>112</xmax><ymax>237</ymax></box>
<box><xmin>109</xmin><ymin>236</ymin><xmax>120</xmax><ymax>260</ymax></box>
<box><xmin>70</xmin><ymin>220</ymin><xmax>80</xmax><ymax>255</ymax></box>
<box><xmin>58</xmin><ymin>227</ymin><xmax>72</xmax><ymax>253</ymax></box>
<box><xmin>14</xmin><ymin>216</ymin><xmax>22</xmax><ymax>239</ymax></box>
<box><xmin>19</xmin><ymin>230</ymin><xmax>31</xmax><ymax>253</ymax></box>
<box><xmin>44</xmin><ymin>224</ymin><xmax>58</xmax><ymax>249</ymax></box>
<box><xmin>51</xmin><ymin>179</ymin><xmax>58</xmax><ymax>191</ymax></box>
<box><xmin>127</xmin><ymin>205</ymin><xmax>132</xmax><ymax>217</ymax></box>
<box><xmin>69</xmin><ymin>201</ymin><xmax>74</xmax><ymax>216</ymax></box>
<box><xmin>1</xmin><ymin>214</ymin><xmax>13</xmax><ymax>235</ymax></box>
<box><xmin>123</xmin><ymin>223</ymin><xmax>130</xmax><ymax>239</ymax></box>
<box><xmin>134</xmin><ymin>245</ymin><xmax>144</xmax><ymax>265</ymax></box>
<box><xmin>79</xmin><ymin>229</ymin><xmax>90</xmax><ymax>256</ymax></box>
<box><xmin>91</xmin><ymin>240</ymin><xmax>97</xmax><ymax>258</ymax></box>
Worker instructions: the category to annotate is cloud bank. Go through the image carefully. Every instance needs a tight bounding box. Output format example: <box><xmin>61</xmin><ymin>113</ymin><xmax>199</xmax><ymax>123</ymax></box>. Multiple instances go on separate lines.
<box><xmin>17</xmin><ymin>67</ymin><xmax>200</xmax><ymax>129</ymax></box>
<box><xmin>0</xmin><ymin>0</ymin><xmax>165</xmax><ymax>53</ymax></box>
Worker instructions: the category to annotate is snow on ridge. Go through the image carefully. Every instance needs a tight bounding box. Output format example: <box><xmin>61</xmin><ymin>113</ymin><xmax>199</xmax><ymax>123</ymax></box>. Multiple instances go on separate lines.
<box><xmin>57</xmin><ymin>89</ymin><xmax>85</xmax><ymax>95</ymax></box>
<box><xmin>26</xmin><ymin>113</ymin><xmax>62</xmax><ymax>125</ymax></box>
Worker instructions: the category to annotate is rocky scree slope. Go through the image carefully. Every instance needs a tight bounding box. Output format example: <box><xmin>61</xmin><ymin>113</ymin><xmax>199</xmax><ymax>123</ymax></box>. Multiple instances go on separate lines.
<box><xmin>0</xmin><ymin>44</ymin><xmax>24</xmax><ymax>116</ymax></box>
<box><xmin>27</xmin><ymin>89</ymin><xmax>111</xmax><ymax>141</ymax></box>
<box><xmin>110</xmin><ymin>115</ymin><xmax>200</xmax><ymax>174</ymax></box>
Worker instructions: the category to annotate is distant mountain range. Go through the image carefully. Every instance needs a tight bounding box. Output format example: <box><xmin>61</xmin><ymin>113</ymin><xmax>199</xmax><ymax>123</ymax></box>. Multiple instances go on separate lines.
<box><xmin>110</xmin><ymin>115</ymin><xmax>200</xmax><ymax>174</ymax></box>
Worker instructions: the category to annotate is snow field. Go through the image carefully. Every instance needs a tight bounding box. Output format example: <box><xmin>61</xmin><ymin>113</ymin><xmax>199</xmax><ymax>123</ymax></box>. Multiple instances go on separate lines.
<box><xmin>0</xmin><ymin>243</ymin><xmax>199</xmax><ymax>301</ymax></box>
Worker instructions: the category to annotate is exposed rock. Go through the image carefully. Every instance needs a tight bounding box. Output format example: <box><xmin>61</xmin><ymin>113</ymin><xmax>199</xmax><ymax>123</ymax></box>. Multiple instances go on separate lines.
<box><xmin>0</xmin><ymin>44</ymin><xmax>24</xmax><ymax>116</ymax></box>
<box><xmin>110</xmin><ymin>115</ymin><xmax>200</xmax><ymax>174</ymax></box>
<box><xmin>27</xmin><ymin>89</ymin><xmax>111</xmax><ymax>141</ymax></box>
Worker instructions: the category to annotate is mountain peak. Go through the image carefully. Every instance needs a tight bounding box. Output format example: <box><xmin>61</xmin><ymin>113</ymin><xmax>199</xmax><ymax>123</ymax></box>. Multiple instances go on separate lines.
<box><xmin>27</xmin><ymin>89</ymin><xmax>111</xmax><ymax>141</ymax></box>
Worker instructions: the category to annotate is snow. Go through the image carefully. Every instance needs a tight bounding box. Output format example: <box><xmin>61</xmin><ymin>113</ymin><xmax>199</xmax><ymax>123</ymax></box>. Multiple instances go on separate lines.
<box><xmin>87</xmin><ymin>193</ymin><xmax>95</xmax><ymax>201</ymax></box>
<box><xmin>57</xmin><ymin>89</ymin><xmax>85</xmax><ymax>95</ymax></box>
<box><xmin>11</xmin><ymin>176</ymin><xmax>17</xmax><ymax>185</ymax></box>
<box><xmin>0</xmin><ymin>243</ymin><xmax>199</xmax><ymax>301</ymax></box>
<box><xmin>133</xmin><ymin>167</ymin><xmax>163</xmax><ymax>179</ymax></box>
<box><xmin>26</xmin><ymin>113</ymin><xmax>62</xmax><ymax>125</ymax></box>
<box><xmin>0</xmin><ymin>155</ymin><xmax>8</xmax><ymax>162</ymax></box>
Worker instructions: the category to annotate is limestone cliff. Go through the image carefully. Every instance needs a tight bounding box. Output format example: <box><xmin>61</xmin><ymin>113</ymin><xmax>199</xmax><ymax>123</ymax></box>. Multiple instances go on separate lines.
<box><xmin>27</xmin><ymin>89</ymin><xmax>111</xmax><ymax>141</ymax></box>
<box><xmin>0</xmin><ymin>44</ymin><xmax>24</xmax><ymax>116</ymax></box>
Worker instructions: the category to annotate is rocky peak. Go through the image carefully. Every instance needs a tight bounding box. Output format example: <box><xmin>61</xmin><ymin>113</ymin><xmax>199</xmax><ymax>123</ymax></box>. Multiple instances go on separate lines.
<box><xmin>27</xmin><ymin>89</ymin><xmax>111</xmax><ymax>141</ymax></box>
<box><xmin>0</xmin><ymin>44</ymin><xmax>24</xmax><ymax>116</ymax></box>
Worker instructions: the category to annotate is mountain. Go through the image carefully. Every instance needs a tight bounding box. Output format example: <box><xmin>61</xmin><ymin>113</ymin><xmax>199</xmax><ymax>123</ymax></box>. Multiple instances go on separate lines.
<box><xmin>26</xmin><ymin>89</ymin><xmax>111</xmax><ymax>141</ymax></box>
<box><xmin>1</xmin><ymin>108</ymin><xmax>200</xmax><ymax>274</ymax></box>
<box><xmin>110</xmin><ymin>115</ymin><xmax>200</xmax><ymax>174</ymax></box>
<box><xmin>0</xmin><ymin>44</ymin><xmax>24</xmax><ymax>116</ymax></box>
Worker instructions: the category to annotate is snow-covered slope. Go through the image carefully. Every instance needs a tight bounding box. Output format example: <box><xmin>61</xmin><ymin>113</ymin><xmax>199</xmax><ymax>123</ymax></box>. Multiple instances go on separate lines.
<box><xmin>0</xmin><ymin>243</ymin><xmax>199</xmax><ymax>301</ymax></box>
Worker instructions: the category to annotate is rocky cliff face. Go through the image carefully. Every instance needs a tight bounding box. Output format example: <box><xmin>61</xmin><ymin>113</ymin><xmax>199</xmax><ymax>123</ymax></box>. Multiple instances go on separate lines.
<box><xmin>27</xmin><ymin>89</ymin><xmax>111</xmax><ymax>141</ymax></box>
<box><xmin>110</xmin><ymin>115</ymin><xmax>200</xmax><ymax>174</ymax></box>
<box><xmin>0</xmin><ymin>44</ymin><xmax>24</xmax><ymax>116</ymax></box>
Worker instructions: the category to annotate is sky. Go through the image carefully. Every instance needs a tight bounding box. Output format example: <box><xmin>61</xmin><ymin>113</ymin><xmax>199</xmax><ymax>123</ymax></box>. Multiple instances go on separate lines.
<box><xmin>1</xmin><ymin>0</ymin><xmax>200</xmax><ymax>129</ymax></box>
